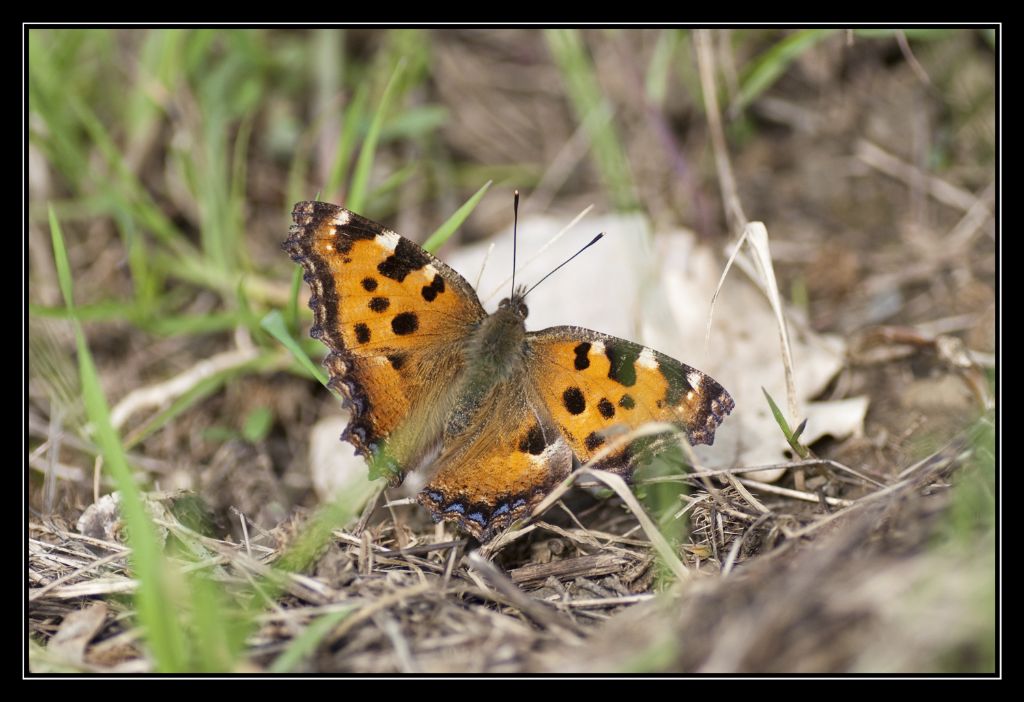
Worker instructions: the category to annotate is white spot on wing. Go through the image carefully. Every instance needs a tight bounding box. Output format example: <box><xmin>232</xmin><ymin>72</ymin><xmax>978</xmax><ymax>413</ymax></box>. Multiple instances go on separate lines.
<box><xmin>332</xmin><ymin>210</ymin><xmax>350</xmax><ymax>226</ymax></box>
<box><xmin>687</xmin><ymin>371</ymin><xmax>704</xmax><ymax>391</ymax></box>
<box><xmin>377</xmin><ymin>231</ymin><xmax>400</xmax><ymax>252</ymax></box>
<box><xmin>590</xmin><ymin>341</ymin><xmax>605</xmax><ymax>355</ymax></box>
<box><xmin>638</xmin><ymin>347</ymin><xmax>658</xmax><ymax>369</ymax></box>
<box><xmin>422</xmin><ymin>264</ymin><xmax>439</xmax><ymax>280</ymax></box>
<box><xmin>531</xmin><ymin>439</ymin><xmax>565</xmax><ymax>466</ymax></box>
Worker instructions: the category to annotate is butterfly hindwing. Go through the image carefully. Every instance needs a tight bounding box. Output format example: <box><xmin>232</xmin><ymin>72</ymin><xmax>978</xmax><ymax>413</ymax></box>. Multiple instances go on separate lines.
<box><xmin>526</xmin><ymin>326</ymin><xmax>735</xmax><ymax>476</ymax></box>
<box><xmin>283</xmin><ymin>201</ymin><xmax>488</xmax><ymax>481</ymax></box>
<box><xmin>417</xmin><ymin>376</ymin><xmax>573</xmax><ymax>541</ymax></box>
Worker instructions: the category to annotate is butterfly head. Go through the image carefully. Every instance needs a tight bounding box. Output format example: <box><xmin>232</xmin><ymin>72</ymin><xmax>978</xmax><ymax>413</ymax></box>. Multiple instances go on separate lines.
<box><xmin>497</xmin><ymin>286</ymin><xmax>530</xmax><ymax>321</ymax></box>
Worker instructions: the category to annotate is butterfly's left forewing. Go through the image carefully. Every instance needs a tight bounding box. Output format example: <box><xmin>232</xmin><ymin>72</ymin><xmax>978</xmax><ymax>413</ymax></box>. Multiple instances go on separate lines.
<box><xmin>525</xmin><ymin>326</ymin><xmax>735</xmax><ymax>476</ymax></box>
<box><xmin>283</xmin><ymin>201</ymin><xmax>488</xmax><ymax>482</ymax></box>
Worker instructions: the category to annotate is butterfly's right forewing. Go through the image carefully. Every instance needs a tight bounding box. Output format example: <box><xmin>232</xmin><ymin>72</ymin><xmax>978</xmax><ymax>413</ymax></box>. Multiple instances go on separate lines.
<box><xmin>525</xmin><ymin>326</ymin><xmax>735</xmax><ymax>476</ymax></box>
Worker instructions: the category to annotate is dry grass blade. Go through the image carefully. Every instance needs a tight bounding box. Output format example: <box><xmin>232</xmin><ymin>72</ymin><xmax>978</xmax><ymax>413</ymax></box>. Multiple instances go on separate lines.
<box><xmin>46</xmin><ymin>602</ymin><xmax>108</xmax><ymax>664</ymax></box>
<box><xmin>557</xmin><ymin>594</ymin><xmax>655</xmax><ymax>609</ymax></box>
<box><xmin>510</xmin><ymin>553</ymin><xmax>634</xmax><ymax>586</ymax></box>
<box><xmin>110</xmin><ymin>345</ymin><xmax>260</xmax><ymax>429</ymax></box>
<box><xmin>856</xmin><ymin>139</ymin><xmax>988</xmax><ymax>215</ymax></box>
<box><xmin>740</xmin><ymin>223</ymin><xmax>800</xmax><ymax>421</ymax></box>
<box><xmin>323</xmin><ymin>582</ymin><xmax>434</xmax><ymax>648</ymax></box>
<box><xmin>697</xmin><ymin>30</ymin><xmax>800</xmax><ymax>423</ymax></box>
<box><xmin>465</xmin><ymin>551</ymin><xmax>584</xmax><ymax>639</ymax></box>
<box><xmin>695</xmin><ymin>29</ymin><xmax>745</xmax><ymax>229</ymax></box>
<box><xmin>30</xmin><ymin>550</ymin><xmax>130</xmax><ymax>601</ymax></box>
<box><xmin>737</xmin><ymin>477</ymin><xmax>854</xmax><ymax>508</ymax></box>
<box><xmin>574</xmin><ymin>468</ymin><xmax>688</xmax><ymax>582</ymax></box>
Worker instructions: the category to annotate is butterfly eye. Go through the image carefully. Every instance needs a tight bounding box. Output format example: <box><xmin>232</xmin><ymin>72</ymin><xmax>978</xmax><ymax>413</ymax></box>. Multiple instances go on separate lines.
<box><xmin>498</xmin><ymin>298</ymin><xmax>511</xmax><ymax>310</ymax></box>
<box><xmin>516</xmin><ymin>301</ymin><xmax>529</xmax><ymax>318</ymax></box>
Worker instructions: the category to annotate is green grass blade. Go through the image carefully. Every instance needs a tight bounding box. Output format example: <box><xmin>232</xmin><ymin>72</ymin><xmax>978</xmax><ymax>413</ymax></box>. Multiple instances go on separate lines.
<box><xmin>30</xmin><ymin>301</ymin><xmax>139</xmax><ymax>322</ymax></box>
<box><xmin>287</xmin><ymin>266</ymin><xmax>303</xmax><ymax>332</ymax></box>
<box><xmin>268</xmin><ymin>606</ymin><xmax>356</xmax><ymax>673</ymax></box>
<box><xmin>123</xmin><ymin>351</ymin><xmax>279</xmax><ymax>450</ymax></box>
<box><xmin>733</xmin><ymin>29</ymin><xmax>837</xmax><ymax>114</ymax></box>
<box><xmin>276</xmin><ymin>476</ymin><xmax>383</xmax><ymax>573</ymax></box>
<box><xmin>228</xmin><ymin>110</ymin><xmax>255</xmax><ymax>272</ymax></box>
<box><xmin>242</xmin><ymin>406</ymin><xmax>274</xmax><ymax>443</ymax></box>
<box><xmin>545</xmin><ymin>29</ymin><xmax>637</xmax><ymax>211</ymax></box>
<box><xmin>646</xmin><ymin>30</ymin><xmax>681</xmax><ymax>107</ymax></box>
<box><xmin>852</xmin><ymin>28</ymin><xmax>957</xmax><ymax>41</ymax></box>
<box><xmin>189</xmin><ymin>572</ymin><xmax>245</xmax><ymax>672</ymax></box>
<box><xmin>421</xmin><ymin>179</ymin><xmax>493</xmax><ymax>253</ymax></box>
<box><xmin>379</xmin><ymin>104</ymin><xmax>449</xmax><ymax>141</ymax></box>
<box><xmin>367</xmin><ymin>161</ymin><xmax>419</xmax><ymax>204</ymax></box>
<box><xmin>761</xmin><ymin>386</ymin><xmax>809</xmax><ymax>459</ymax></box>
<box><xmin>346</xmin><ymin>59</ymin><xmax>406</xmax><ymax>213</ymax></box>
<box><xmin>48</xmin><ymin>207</ymin><xmax>75</xmax><ymax>310</ymax></box>
<box><xmin>146</xmin><ymin>311</ymin><xmax>249</xmax><ymax>337</ymax></box>
<box><xmin>58</xmin><ymin>83</ymin><xmax>199</xmax><ymax>263</ymax></box>
<box><xmin>261</xmin><ymin>310</ymin><xmax>328</xmax><ymax>386</ymax></box>
<box><xmin>49</xmin><ymin>206</ymin><xmax>190</xmax><ymax>672</ymax></box>
<box><xmin>326</xmin><ymin>82</ymin><xmax>369</xmax><ymax>201</ymax></box>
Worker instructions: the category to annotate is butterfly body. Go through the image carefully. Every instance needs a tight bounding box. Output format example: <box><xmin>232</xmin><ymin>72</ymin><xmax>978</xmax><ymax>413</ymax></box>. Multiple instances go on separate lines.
<box><xmin>284</xmin><ymin>200</ymin><xmax>734</xmax><ymax>542</ymax></box>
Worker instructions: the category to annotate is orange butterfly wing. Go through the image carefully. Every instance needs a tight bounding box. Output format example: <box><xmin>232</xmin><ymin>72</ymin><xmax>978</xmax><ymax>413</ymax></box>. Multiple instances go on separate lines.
<box><xmin>526</xmin><ymin>326</ymin><xmax>735</xmax><ymax>476</ymax></box>
<box><xmin>418</xmin><ymin>376</ymin><xmax>574</xmax><ymax>542</ymax></box>
<box><xmin>283</xmin><ymin>201</ymin><xmax>487</xmax><ymax>482</ymax></box>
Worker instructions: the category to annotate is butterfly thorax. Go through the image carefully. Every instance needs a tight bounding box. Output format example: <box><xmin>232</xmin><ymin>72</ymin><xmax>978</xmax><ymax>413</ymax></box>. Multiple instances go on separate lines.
<box><xmin>439</xmin><ymin>294</ymin><xmax>530</xmax><ymax>442</ymax></box>
<box><xmin>465</xmin><ymin>294</ymin><xmax>529</xmax><ymax>382</ymax></box>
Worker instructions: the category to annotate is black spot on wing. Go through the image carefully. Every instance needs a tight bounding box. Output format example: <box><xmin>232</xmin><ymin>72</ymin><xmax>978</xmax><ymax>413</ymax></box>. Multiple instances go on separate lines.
<box><xmin>361</xmin><ymin>277</ymin><xmax>378</xmax><ymax>292</ymax></box>
<box><xmin>563</xmin><ymin>387</ymin><xmax>585</xmax><ymax>415</ymax></box>
<box><xmin>573</xmin><ymin>342</ymin><xmax>591</xmax><ymax>370</ymax></box>
<box><xmin>584</xmin><ymin>431</ymin><xmax>605</xmax><ymax>452</ymax></box>
<box><xmin>605</xmin><ymin>342</ymin><xmax>640</xmax><ymax>387</ymax></box>
<box><xmin>354</xmin><ymin>323</ymin><xmax>371</xmax><ymax>344</ymax></box>
<box><xmin>378</xmin><ymin>238</ymin><xmax>430</xmax><ymax>283</ymax></box>
<box><xmin>368</xmin><ymin>296</ymin><xmax>390</xmax><ymax>312</ymax></box>
<box><xmin>597</xmin><ymin>398</ymin><xmax>615</xmax><ymax>419</ymax></box>
<box><xmin>619</xmin><ymin>394</ymin><xmax>636</xmax><ymax>410</ymax></box>
<box><xmin>421</xmin><ymin>274</ymin><xmax>445</xmax><ymax>302</ymax></box>
<box><xmin>391</xmin><ymin>312</ymin><xmax>419</xmax><ymax>335</ymax></box>
<box><xmin>518</xmin><ymin>425</ymin><xmax>546</xmax><ymax>455</ymax></box>
<box><xmin>387</xmin><ymin>352</ymin><xmax>407</xmax><ymax>370</ymax></box>
<box><xmin>341</xmin><ymin>218</ymin><xmax>384</xmax><ymax>241</ymax></box>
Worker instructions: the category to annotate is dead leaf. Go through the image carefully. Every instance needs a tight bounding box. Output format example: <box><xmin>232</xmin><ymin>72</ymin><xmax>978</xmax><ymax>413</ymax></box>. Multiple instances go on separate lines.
<box><xmin>47</xmin><ymin>602</ymin><xmax>108</xmax><ymax>664</ymax></box>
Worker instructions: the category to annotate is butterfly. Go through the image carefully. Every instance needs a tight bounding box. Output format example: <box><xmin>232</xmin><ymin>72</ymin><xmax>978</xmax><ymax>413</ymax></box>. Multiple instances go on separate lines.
<box><xmin>283</xmin><ymin>200</ymin><xmax>734</xmax><ymax>542</ymax></box>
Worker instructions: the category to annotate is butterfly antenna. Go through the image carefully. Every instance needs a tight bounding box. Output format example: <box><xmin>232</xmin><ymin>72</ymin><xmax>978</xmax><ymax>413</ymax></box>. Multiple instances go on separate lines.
<box><xmin>523</xmin><ymin>232</ymin><xmax>604</xmax><ymax>298</ymax></box>
<box><xmin>510</xmin><ymin>190</ymin><xmax>520</xmax><ymax>298</ymax></box>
